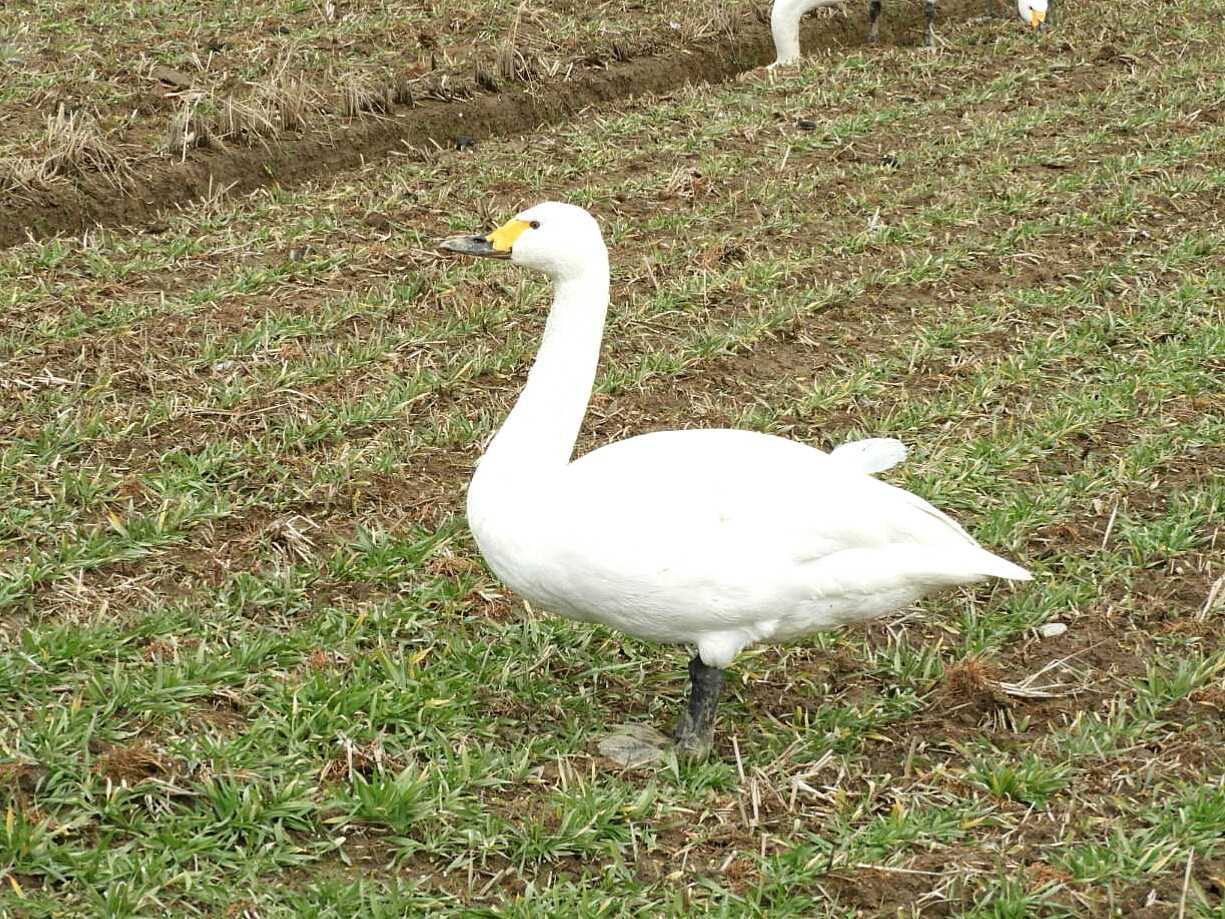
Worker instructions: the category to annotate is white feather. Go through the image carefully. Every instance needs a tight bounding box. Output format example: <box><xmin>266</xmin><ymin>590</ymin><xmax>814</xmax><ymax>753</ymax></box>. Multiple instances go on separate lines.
<box><xmin>829</xmin><ymin>436</ymin><xmax>908</xmax><ymax>473</ymax></box>
<box><xmin>459</xmin><ymin>203</ymin><xmax>1031</xmax><ymax>673</ymax></box>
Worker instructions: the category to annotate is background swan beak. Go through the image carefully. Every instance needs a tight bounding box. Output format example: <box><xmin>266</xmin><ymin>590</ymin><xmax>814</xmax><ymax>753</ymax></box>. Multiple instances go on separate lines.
<box><xmin>438</xmin><ymin>234</ymin><xmax>510</xmax><ymax>259</ymax></box>
<box><xmin>1029</xmin><ymin>8</ymin><xmax>1046</xmax><ymax>28</ymax></box>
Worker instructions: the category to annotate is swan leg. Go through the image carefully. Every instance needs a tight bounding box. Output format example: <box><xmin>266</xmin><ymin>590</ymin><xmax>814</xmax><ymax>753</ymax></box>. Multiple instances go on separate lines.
<box><xmin>924</xmin><ymin>0</ymin><xmax>937</xmax><ymax>46</ymax></box>
<box><xmin>673</xmin><ymin>654</ymin><xmax>726</xmax><ymax>759</ymax></box>
<box><xmin>867</xmin><ymin>0</ymin><xmax>883</xmax><ymax>43</ymax></box>
<box><xmin>984</xmin><ymin>0</ymin><xmax>997</xmax><ymax>16</ymax></box>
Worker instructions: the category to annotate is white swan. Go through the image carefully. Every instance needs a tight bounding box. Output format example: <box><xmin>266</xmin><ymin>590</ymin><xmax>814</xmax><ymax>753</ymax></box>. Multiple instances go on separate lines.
<box><xmin>1015</xmin><ymin>0</ymin><xmax>1049</xmax><ymax>30</ymax></box>
<box><xmin>770</xmin><ymin>0</ymin><xmax>1048</xmax><ymax>65</ymax></box>
<box><xmin>771</xmin><ymin>0</ymin><xmax>844</xmax><ymax>66</ymax></box>
<box><xmin>440</xmin><ymin>202</ymin><xmax>1031</xmax><ymax>758</ymax></box>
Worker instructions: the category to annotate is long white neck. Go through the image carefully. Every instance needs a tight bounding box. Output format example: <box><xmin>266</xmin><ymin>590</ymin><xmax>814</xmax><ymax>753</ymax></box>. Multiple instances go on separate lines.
<box><xmin>771</xmin><ymin>0</ymin><xmax>840</xmax><ymax>65</ymax></box>
<box><xmin>470</xmin><ymin>261</ymin><xmax>611</xmax><ymax>503</ymax></box>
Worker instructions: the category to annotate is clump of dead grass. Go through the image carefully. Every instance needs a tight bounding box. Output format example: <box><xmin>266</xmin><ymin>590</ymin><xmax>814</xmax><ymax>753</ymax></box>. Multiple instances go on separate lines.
<box><xmin>165</xmin><ymin>99</ymin><xmax>220</xmax><ymax>159</ymax></box>
<box><xmin>676</xmin><ymin>1</ymin><xmax>739</xmax><ymax>42</ymax></box>
<box><xmin>270</xmin><ymin>74</ymin><xmax>317</xmax><ymax>131</ymax></box>
<box><xmin>609</xmin><ymin>40</ymin><xmax>636</xmax><ymax>63</ymax></box>
<box><xmin>940</xmin><ymin>655</ymin><xmax>1007</xmax><ymax>710</ymax></box>
<box><xmin>216</xmin><ymin>97</ymin><xmax>279</xmax><ymax>147</ymax></box>
<box><xmin>661</xmin><ymin>166</ymin><xmax>714</xmax><ymax>201</ymax></box>
<box><xmin>248</xmin><ymin>63</ymin><xmax>321</xmax><ymax>133</ymax></box>
<box><xmin>389</xmin><ymin>79</ymin><xmax>415</xmax><ymax>106</ymax></box>
<box><xmin>257</xmin><ymin>514</ymin><xmax>321</xmax><ymax>565</ymax></box>
<box><xmin>474</xmin><ymin>63</ymin><xmax>500</xmax><ymax>93</ymax></box>
<box><xmin>305</xmin><ymin>647</ymin><xmax>348</xmax><ymax>671</ymax></box>
<box><xmin>4</xmin><ymin>107</ymin><xmax>132</xmax><ymax>190</ymax></box>
<box><xmin>201</xmin><ymin>64</ymin><xmax>326</xmax><ymax>147</ymax></box>
<box><xmin>496</xmin><ymin>0</ymin><xmax>537</xmax><ymax>84</ymax></box>
<box><xmin>93</xmin><ymin>742</ymin><xmax>180</xmax><ymax>784</ymax></box>
<box><xmin>205</xmin><ymin>64</ymin><xmax>327</xmax><ymax>146</ymax></box>
<box><xmin>337</xmin><ymin>75</ymin><xmax>394</xmax><ymax>119</ymax></box>
<box><xmin>320</xmin><ymin>736</ymin><xmax>392</xmax><ymax>783</ymax></box>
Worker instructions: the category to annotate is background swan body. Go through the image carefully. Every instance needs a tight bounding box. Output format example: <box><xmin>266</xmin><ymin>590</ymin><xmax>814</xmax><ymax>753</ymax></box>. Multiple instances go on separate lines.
<box><xmin>440</xmin><ymin>202</ymin><xmax>1030</xmax><ymax>757</ymax></box>
<box><xmin>771</xmin><ymin>0</ymin><xmax>1046</xmax><ymax>65</ymax></box>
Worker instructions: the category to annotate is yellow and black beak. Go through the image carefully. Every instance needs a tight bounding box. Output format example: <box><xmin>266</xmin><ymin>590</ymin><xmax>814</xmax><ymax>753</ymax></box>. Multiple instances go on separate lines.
<box><xmin>1028</xmin><ymin>7</ymin><xmax>1046</xmax><ymax>28</ymax></box>
<box><xmin>439</xmin><ymin>218</ymin><xmax>532</xmax><ymax>259</ymax></box>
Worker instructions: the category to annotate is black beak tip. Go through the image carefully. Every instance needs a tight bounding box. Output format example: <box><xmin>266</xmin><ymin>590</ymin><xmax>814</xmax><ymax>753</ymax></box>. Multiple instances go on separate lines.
<box><xmin>438</xmin><ymin>234</ymin><xmax>496</xmax><ymax>257</ymax></box>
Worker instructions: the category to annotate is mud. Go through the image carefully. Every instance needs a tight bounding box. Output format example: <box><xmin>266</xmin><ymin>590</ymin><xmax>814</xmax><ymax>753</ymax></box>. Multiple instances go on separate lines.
<box><xmin>0</xmin><ymin>0</ymin><xmax>985</xmax><ymax>248</ymax></box>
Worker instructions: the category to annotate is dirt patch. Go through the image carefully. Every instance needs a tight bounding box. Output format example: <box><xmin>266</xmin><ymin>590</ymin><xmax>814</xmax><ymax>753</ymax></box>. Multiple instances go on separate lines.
<box><xmin>91</xmin><ymin>740</ymin><xmax>184</xmax><ymax>785</ymax></box>
<box><xmin>0</xmin><ymin>0</ymin><xmax>986</xmax><ymax>248</ymax></box>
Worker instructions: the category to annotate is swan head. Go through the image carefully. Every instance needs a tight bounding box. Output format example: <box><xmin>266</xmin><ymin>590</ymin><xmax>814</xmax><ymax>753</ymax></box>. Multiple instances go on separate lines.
<box><xmin>1016</xmin><ymin>0</ymin><xmax>1047</xmax><ymax>29</ymax></box>
<box><xmin>439</xmin><ymin>201</ymin><xmax>608</xmax><ymax>281</ymax></box>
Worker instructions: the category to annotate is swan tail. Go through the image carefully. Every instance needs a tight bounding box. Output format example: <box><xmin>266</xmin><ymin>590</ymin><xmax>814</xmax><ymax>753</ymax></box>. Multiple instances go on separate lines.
<box><xmin>822</xmin><ymin>545</ymin><xmax>1033</xmax><ymax>592</ymax></box>
<box><xmin>896</xmin><ymin>546</ymin><xmax>1032</xmax><ymax>587</ymax></box>
<box><xmin>911</xmin><ymin>546</ymin><xmax>1033</xmax><ymax>590</ymax></box>
<box><xmin>798</xmin><ymin>546</ymin><xmax>1032</xmax><ymax>627</ymax></box>
<box><xmin>829</xmin><ymin>437</ymin><xmax>908</xmax><ymax>474</ymax></box>
<box><xmin>969</xmin><ymin>551</ymin><xmax>1033</xmax><ymax>582</ymax></box>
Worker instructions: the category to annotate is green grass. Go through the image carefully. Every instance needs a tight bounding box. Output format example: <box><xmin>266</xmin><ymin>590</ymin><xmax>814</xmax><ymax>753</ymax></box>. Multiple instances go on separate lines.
<box><xmin>2</xmin><ymin>0</ymin><xmax>1225</xmax><ymax>914</ymax></box>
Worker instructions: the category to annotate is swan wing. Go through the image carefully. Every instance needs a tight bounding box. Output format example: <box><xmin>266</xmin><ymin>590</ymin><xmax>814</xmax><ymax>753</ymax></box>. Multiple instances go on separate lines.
<box><xmin>538</xmin><ymin>429</ymin><xmax>1028</xmax><ymax>619</ymax></box>
<box><xmin>561</xmin><ymin>428</ymin><xmax>972</xmax><ymax>559</ymax></box>
<box><xmin>829</xmin><ymin>437</ymin><xmax>908</xmax><ymax>474</ymax></box>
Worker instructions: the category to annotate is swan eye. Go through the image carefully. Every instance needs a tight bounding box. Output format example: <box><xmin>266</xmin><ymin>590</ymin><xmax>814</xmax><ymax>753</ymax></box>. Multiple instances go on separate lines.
<box><xmin>530</xmin><ymin>220</ymin><xmax>541</xmax><ymax>229</ymax></box>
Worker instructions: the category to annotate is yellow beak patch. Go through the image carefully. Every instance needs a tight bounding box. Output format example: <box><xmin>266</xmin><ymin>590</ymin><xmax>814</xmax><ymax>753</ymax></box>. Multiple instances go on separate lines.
<box><xmin>486</xmin><ymin>218</ymin><xmax>532</xmax><ymax>253</ymax></box>
<box><xmin>1029</xmin><ymin>8</ymin><xmax>1045</xmax><ymax>27</ymax></box>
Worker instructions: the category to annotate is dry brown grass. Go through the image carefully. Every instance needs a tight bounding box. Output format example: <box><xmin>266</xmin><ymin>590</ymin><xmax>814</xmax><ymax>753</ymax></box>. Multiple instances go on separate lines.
<box><xmin>165</xmin><ymin>99</ymin><xmax>220</xmax><ymax>159</ymax></box>
<box><xmin>319</xmin><ymin>737</ymin><xmax>391</xmax><ymax>783</ymax></box>
<box><xmin>496</xmin><ymin>0</ymin><xmax>536</xmax><ymax>84</ymax></box>
<box><xmin>256</xmin><ymin>65</ymin><xmax>320</xmax><ymax>133</ymax></box>
<box><xmin>337</xmin><ymin>76</ymin><xmax>394</xmax><ymax>120</ymax></box>
<box><xmin>93</xmin><ymin>742</ymin><xmax>179</xmax><ymax>784</ymax></box>
<box><xmin>217</xmin><ymin>97</ymin><xmax>280</xmax><ymax>147</ymax></box>
<box><xmin>941</xmin><ymin>655</ymin><xmax>1006</xmax><ymax>707</ymax></box>
<box><xmin>676</xmin><ymin>0</ymin><xmax>740</xmax><ymax>42</ymax></box>
<box><xmin>4</xmin><ymin>107</ymin><xmax>132</xmax><ymax>191</ymax></box>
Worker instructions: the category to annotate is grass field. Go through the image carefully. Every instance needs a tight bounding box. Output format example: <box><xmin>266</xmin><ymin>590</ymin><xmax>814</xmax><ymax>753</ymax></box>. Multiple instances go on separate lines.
<box><xmin>2</xmin><ymin>0</ymin><xmax>1225</xmax><ymax>914</ymax></box>
<box><xmin>0</xmin><ymin>0</ymin><xmax>758</xmax><ymax>178</ymax></box>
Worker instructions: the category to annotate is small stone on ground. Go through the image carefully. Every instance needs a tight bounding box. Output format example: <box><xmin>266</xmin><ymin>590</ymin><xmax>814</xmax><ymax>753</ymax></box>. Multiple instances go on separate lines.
<box><xmin>596</xmin><ymin>724</ymin><xmax>672</xmax><ymax>767</ymax></box>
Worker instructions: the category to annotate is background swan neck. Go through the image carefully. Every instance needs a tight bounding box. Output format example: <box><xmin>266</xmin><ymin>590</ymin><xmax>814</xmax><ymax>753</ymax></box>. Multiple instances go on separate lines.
<box><xmin>771</xmin><ymin>0</ymin><xmax>837</xmax><ymax>63</ymax></box>
<box><xmin>474</xmin><ymin>265</ymin><xmax>610</xmax><ymax>487</ymax></box>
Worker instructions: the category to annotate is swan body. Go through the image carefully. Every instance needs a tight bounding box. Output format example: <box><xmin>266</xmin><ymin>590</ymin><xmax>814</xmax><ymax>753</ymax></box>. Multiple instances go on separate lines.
<box><xmin>440</xmin><ymin>202</ymin><xmax>1030</xmax><ymax>756</ymax></box>
<box><xmin>472</xmin><ymin>427</ymin><xmax>1026</xmax><ymax>669</ymax></box>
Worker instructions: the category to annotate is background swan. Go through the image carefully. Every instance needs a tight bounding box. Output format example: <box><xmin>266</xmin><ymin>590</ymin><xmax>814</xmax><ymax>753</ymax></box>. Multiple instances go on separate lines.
<box><xmin>440</xmin><ymin>202</ymin><xmax>1031</xmax><ymax>759</ymax></box>
<box><xmin>771</xmin><ymin>0</ymin><xmax>1048</xmax><ymax>65</ymax></box>
<box><xmin>771</xmin><ymin>0</ymin><xmax>844</xmax><ymax>66</ymax></box>
<box><xmin>1015</xmin><ymin>0</ymin><xmax>1049</xmax><ymax>30</ymax></box>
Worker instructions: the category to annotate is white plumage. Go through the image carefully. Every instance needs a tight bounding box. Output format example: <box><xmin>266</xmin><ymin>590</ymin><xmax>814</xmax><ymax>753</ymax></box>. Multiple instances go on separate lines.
<box><xmin>770</xmin><ymin>0</ymin><xmax>844</xmax><ymax>67</ymax></box>
<box><xmin>472</xmin><ymin>426</ymin><xmax>1026</xmax><ymax>668</ymax></box>
<box><xmin>769</xmin><ymin>0</ymin><xmax>1048</xmax><ymax>67</ymax></box>
<box><xmin>440</xmin><ymin>202</ymin><xmax>1030</xmax><ymax>757</ymax></box>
